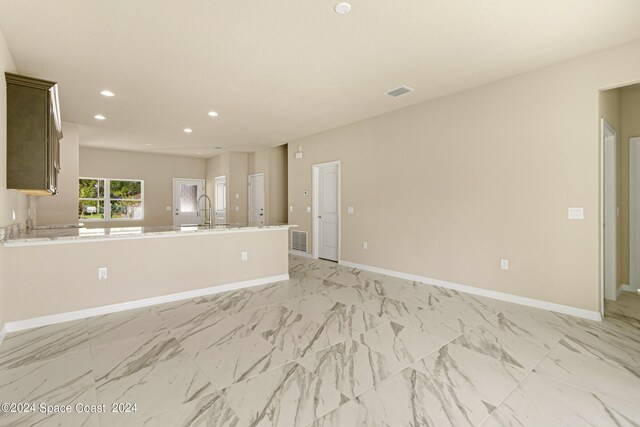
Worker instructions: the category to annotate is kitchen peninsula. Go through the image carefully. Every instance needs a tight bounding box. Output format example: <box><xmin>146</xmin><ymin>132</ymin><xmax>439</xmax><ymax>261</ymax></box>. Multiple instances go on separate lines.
<box><xmin>1</xmin><ymin>224</ymin><xmax>293</xmax><ymax>329</ymax></box>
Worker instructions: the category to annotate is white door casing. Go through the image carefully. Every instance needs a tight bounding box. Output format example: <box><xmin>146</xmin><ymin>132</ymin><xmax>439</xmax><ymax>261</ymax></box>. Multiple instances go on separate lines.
<box><xmin>248</xmin><ymin>173</ymin><xmax>265</xmax><ymax>225</ymax></box>
<box><xmin>173</xmin><ymin>178</ymin><xmax>205</xmax><ymax>226</ymax></box>
<box><xmin>631</xmin><ymin>137</ymin><xmax>640</xmax><ymax>291</ymax></box>
<box><xmin>313</xmin><ymin>161</ymin><xmax>340</xmax><ymax>261</ymax></box>
<box><xmin>214</xmin><ymin>175</ymin><xmax>227</xmax><ymax>224</ymax></box>
<box><xmin>603</xmin><ymin>121</ymin><xmax>617</xmax><ymax>301</ymax></box>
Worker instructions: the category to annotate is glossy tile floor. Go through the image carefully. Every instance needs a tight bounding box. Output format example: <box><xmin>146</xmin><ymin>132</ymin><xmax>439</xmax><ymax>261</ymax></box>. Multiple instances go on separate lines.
<box><xmin>1</xmin><ymin>255</ymin><xmax>639</xmax><ymax>426</ymax></box>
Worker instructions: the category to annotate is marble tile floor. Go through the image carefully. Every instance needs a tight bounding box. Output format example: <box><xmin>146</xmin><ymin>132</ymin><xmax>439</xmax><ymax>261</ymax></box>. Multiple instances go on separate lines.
<box><xmin>0</xmin><ymin>255</ymin><xmax>639</xmax><ymax>426</ymax></box>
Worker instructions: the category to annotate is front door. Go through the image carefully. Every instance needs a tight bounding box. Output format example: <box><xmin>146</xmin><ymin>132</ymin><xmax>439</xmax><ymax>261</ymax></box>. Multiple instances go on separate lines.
<box><xmin>173</xmin><ymin>178</ymin><xmax>205</xmax><ymax>226</ymax></box>
<box><xmin>248</xmin><ymin>173</ymin><xmax>265</xmax><ymax>225</ymax></box>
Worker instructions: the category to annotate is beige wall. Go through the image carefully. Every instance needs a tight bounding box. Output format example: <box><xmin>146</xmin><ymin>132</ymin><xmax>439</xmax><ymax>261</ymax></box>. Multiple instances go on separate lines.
<box><xmin>4</xmin><ymin>229</ymin><xmax>288</xmax><ymax>321</ymax></box>
<box><xmin>620</xmin><ymin>85</ymin><xmax>640</xmax><ymax>286</ymax></box>
<box><xmin>37</xmin><ymin>123</ymin><xmax>80</xmax><ymax>225</ymax></box>
<box><xmin>229</xmin><ymin>152</ymin><xmax>248</xmax><ymax>223</ymax></box>
<box><xmin>0</xmin><ymin>28</ymin><xmax>31</xmax><ymax>327</ymax></box>
<box><xmin>247</xmin><ymin>145</ymin><xmax>288</xmax><ymax>224</ymax></box>
<box><xmin>79</xmin><ymin>148</ymin><xmax>206</xmax><ymax>227</ymax></box>
<box><xmin>269</xmin><ymin>145</ymin><xmax>288</xmax><ymax>223</ymax></box>
<box><xmin>288</xmin><ymin>39</ymin><xmax>640</xmax><ymax>313</ymax></box>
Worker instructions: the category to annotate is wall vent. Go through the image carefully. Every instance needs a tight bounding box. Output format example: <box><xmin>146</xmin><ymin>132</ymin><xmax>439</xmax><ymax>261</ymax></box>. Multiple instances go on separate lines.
<box><xmin>291</xmin><ymin>230</ymin><xmax>308</xmax><ymax>252</ymax></box>
<box><xmin>385</xmin><ymin>85</ymin><xmax>414</xmax><ymax>97</ymax></box>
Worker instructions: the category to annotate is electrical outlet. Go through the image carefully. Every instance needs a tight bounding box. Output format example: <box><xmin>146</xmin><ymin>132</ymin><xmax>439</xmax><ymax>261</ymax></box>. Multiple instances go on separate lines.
<box><xmin>241</xmin><ymin>251</ymin><xmax>248</xmax><ymax>262</ymax></box>
<box><xmin>235</xmin><ymin>206</ymin><xmax>240</xmax><ymax>212</ymax></box>
<box><xmin>568</xmin><ymin>207</ymin><xmax>584</xmax><ymax>220</ymax></box>
<box><xmin>363</xmin><ymin>241</ymin><xmax>368</xmax><ymax>250</ymax></box>
<box><xmin>98</xmin><ymin>267</ymin><xmax>108</xmax><ymax>280</ymax></box>
<box><xmin>500</xmin><ymin>259</ymin><xmax>509</xmax><ymax>270</ymax></box>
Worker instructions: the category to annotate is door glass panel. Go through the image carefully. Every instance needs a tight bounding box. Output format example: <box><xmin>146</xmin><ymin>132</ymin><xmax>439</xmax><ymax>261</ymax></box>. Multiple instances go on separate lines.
<box><xmin>180</xmin><ymin>184</ymin><xmax>198</xmax><ymax>213</ymax></box>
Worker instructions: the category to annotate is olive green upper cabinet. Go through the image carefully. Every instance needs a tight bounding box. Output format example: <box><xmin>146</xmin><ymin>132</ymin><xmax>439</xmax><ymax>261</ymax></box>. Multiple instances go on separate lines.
<box><xmin>5</xmin><ymin>72</ymin><xmax>63</xmax><ymax>196</ymax></box>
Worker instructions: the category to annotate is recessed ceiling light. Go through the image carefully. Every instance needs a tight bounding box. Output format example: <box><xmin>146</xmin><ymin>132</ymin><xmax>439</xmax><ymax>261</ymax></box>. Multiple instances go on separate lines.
<box><xmin>208</xmin><ymin>111</ymin><xmax>219</xmax><ymax>117</ymax></box>
<box><xmin>94</xmin><ymin>114</ymin><xmax>106</xmax><ymax>120</ymax></box>
<box><xmin>183</xmin><ymin>128</ymin><xmax>193</xmax><ymax>133</ymax></box>
<box><xmin>100</xmin><ymin>90</ymin><xmax>115</xmax><ymax>97</ymax></box>
<box><xmin>334</xmin><ymin>2</ymin><xmax>351</xmax><ymax>14</ymax></box>
<box><xmin>196</xmin><ymin>152</ymin><xmax>202</xmax><ymax>155</ymax></box>
<box><xmin>144</xmin><ymin>143</ymin><xmax>151</xmax><ymax>146</ymax></box>
<box><xmin>212</xmin><ymin>146</ymin><xmax>223</xmax><ymax>149</ymax></box>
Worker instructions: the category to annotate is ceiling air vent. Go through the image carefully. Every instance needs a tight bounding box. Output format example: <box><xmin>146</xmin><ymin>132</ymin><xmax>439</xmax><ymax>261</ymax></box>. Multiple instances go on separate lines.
<box><xmin>291</xmin><ymin>230</ymin><xmax>308</xmax><ymax>252</ymax></box>
<box><xmin>385</xmin><ymin>86</ymin><xmax>414</xmax><ymax>97</ymax></box>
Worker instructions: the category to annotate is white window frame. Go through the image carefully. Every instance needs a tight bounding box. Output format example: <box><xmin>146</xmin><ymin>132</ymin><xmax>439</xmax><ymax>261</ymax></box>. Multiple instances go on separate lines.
<box><xmin>79</xmin><ymin>177</ymin><xmax>145</xmax><ymax>221</ymax></box>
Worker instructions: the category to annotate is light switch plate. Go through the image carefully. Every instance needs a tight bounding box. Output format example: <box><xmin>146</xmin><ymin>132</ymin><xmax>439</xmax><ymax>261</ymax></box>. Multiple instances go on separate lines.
<box><xmin>306</xmin><ymin>206</ymin><xmax>311</xmax><ymax>213</ymax></box>
<box><xmin>500</xmin><ymin>259</ymin><xmax>509</xmax><ymax>270</ymax></box>
<box><xmin>568</xmin><ymin>207</ymin><xmax>584</xmax><ymax>220</ymax></box>
<box><xmin>347</xmin><ymin>207</ymin><xmax>354</xmax><ymax>214</ymax></box>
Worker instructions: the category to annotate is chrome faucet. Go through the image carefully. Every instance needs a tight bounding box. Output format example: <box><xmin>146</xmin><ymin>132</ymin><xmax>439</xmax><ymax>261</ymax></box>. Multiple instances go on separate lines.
<box><xmin>196</xmin><ymin>194</ymin><xmax>213</xmax><ymax>227</ymax></box>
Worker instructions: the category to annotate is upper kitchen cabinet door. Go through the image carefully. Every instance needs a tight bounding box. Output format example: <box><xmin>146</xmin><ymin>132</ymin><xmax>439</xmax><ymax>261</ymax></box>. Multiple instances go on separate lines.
<box><xmin>5</xmin><ymin>72</ymin><xmax>63</xmax><ymax>196</ymax></box>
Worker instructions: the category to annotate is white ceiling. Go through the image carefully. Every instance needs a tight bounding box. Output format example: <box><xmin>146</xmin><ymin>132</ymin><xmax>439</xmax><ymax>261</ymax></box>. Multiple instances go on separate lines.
<box><xmin>1</xmin><ymin>1</ymin><xmax>640</xmax><ymax>158</ymax></box>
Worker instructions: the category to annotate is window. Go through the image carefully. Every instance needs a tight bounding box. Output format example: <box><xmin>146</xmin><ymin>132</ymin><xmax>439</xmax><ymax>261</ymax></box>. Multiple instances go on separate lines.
<box><xmin>79</xmin><ymin>178</ymin><xmax>144</xmax><ymax>220</ymax></box>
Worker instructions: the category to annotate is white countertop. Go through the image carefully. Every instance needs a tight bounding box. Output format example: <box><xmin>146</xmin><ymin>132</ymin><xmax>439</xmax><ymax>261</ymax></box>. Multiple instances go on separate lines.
<box><xmin>2</xmin><ymin>223</ymin><xmax>295</xmax><ymax>247</ymax></box>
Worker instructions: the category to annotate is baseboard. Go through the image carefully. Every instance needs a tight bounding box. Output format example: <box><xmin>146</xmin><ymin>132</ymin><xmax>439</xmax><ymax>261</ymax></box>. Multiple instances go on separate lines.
<box><xmin>339</xmin><ymin>260</ymin><xmax>602</xmax><ymax>321</ymax></box>
<box><xmin>4</xmin><ymin>274</ymin><xmax>289</xmax><ymax>333</ymax></box>
<box><xmin>289</xmin><ymin>250</ymin><xmax>314</xmax><ymax>259</ymax></box>
<box><xmin>0</xmin><ymin>324</ymin><xmax>7</xmax><ymax>346</ymax></box>
<box><xmin>621</xmin><ymin>284</ymin><xmax>638</xmax><ymax>292</ymax></box>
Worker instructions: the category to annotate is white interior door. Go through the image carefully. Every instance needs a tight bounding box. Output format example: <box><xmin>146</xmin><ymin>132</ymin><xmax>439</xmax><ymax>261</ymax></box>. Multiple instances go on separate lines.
<box><xmin>248</xmin><ymin>173</ymin><xmax>265</xmax><ymax>225</ymax></box>
<box><xmin>214</xmin><ymin>175</ymin><xmax>227</xmax><ymax>224</ymax></box>
<box><xmin>173</xmin><ymin>178</ymin><xmax>205</xmax><ymax>226</ymax></box>
<box><xmin>316</xmin><ymin>162</ymin><xmax>339</xmax><ymax>261</ymax></box>
<box><xmin>603</xmin><ymin>121</ymin><xmax>617</xmax><ymax>301</ymax></box>
<box><xmin>631</xmin><ymin>137</ymin><xmax>640</xmax><ymax>291</ymax></box>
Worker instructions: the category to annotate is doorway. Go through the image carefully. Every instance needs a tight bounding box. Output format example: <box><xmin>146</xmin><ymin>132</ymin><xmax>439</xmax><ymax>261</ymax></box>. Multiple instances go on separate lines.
<box><xmin>601</xmin><ymin>119</ymin><xmax>618</xmax><ymax>306</ymax></box>
<box><xmin>172</xmin><ymin>178</ymin><xmax>205</xmax><ymax>226</ymax></box>
<box><xmin>631</xmin><ymin>137</ymin><xmax>640</xmax><ymax>291</ymax></box>
<box><xmin>312</xmin><ymin>161</ymin><xmax>340</xmax><ymax>261</ymax></box>
<box><xmin>248</xmin><ymin>173</ymin><xmax>265</xmax><ymax>225</ymax></box>
<box><xmin>214</xmin><ymin>175</ymin><xmax>227</xmax><ymax>224</ymax></box>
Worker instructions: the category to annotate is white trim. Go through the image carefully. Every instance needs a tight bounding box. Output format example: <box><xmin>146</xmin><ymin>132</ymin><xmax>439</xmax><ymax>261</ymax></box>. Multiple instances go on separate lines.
<box><xmin>631</xmin><ymin>137</ymin><xmax>640</xmax><ymax>291</ymax></box>
<box><xmin>289</xmin><ymin>249</ymin><xmax>314</xmax><ymax>259</ymax></box>
<box><xmin>79</xmin><ymin>177</ymin><xmax>145</xmax><ymax>222</ymax></box>
<box><xmin>4</xmin><ymin>274</ymin><xmax>289</xmax><ymax>333</ymax></box>
<box><xmin>617</xmin><ymin>285</ymin><xmax>624</xmax><ymax>299</ymax></box>
<box><xmin>0</xmin><ymin>324</ymin><xmax>7</xmax><ymax>346</ymax></box>
<box><xmin>621</xmin><ymin>284</ymin><xmax>634</xmax><ymax>292</ymax></box>
<box><xmin>312</xmin><ymin>161</ymin><xmax>341</xmax><ymax>261</ymax></box>
<box><xmin>339</xmin><ymin>260</ymin><xmax>602</xmax><ymax>321</ymax></box>
<box><xmin>601</xmin><ymin>119</ymin><xmax>617</xmax><ymax>302</ymax></box>
<box><xmin>3</xmin><ymin>226</ymin><xmax>292</xmax><ymax>248</ymax></box>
